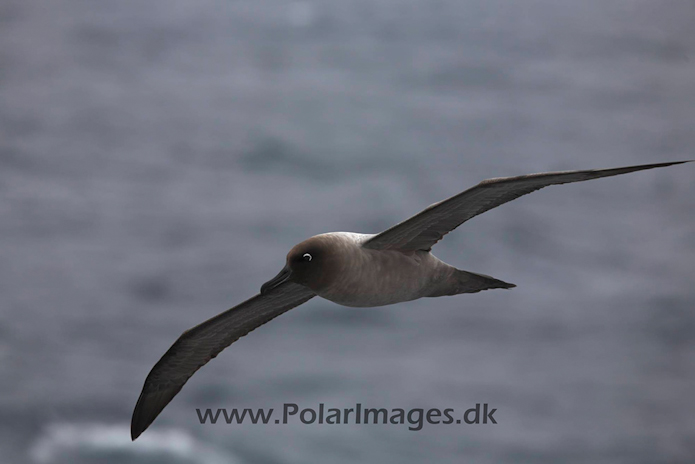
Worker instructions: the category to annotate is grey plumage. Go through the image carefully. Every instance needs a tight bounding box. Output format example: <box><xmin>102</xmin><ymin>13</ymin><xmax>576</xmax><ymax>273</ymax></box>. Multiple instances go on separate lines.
<box><xmin>131</xmin><ymin>281</ymin><xmax>313</xmax><ymax>440</ymax></box>
<box><xmin>363</xmin><ymin>161</ymin><xmax>689</xmax><ymax>251</ymax></box>
<box><xmin>131</xmin><ymin>160</ymin><xmax>689</xmax><ymax>440</ymax></box>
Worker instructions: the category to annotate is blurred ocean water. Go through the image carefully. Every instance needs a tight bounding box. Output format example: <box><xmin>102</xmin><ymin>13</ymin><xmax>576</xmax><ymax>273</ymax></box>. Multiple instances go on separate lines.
<box><xmin>1</xmin><ymin>0</ymin><xmax>694</xmax><ymax>462</ymax></box>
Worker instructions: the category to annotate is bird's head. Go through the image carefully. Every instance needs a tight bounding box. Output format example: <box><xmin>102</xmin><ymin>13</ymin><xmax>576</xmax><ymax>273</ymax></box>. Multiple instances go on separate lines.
<box><xmin>260</xmin><ymin>235</ymin><xmax>338</xmax><ymax>295</ymax></box>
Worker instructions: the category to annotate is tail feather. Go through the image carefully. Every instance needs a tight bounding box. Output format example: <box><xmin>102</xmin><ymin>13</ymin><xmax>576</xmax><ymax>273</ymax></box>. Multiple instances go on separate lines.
<box><xmin>448</xmin><ymin>269</ymin><xmax>516</xmax><ymax>295</ymax></box>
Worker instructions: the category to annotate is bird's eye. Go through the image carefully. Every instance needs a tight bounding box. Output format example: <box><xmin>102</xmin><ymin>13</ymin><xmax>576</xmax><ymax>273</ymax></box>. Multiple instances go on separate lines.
<box><xmin>302</xmin><ymin>253</ymin><xmax>312</xmax><ymax>262</ymax></box>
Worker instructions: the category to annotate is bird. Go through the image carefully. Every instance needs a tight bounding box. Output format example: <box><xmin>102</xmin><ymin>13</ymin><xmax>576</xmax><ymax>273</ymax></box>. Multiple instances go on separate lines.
<box><xmin>131</xmin><ymin>160</ymin><xmax>689</xmax><ymax>439</ymax></box>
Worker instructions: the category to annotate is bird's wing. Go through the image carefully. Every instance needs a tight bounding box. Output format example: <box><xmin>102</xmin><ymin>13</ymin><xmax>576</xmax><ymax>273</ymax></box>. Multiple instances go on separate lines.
<box><xmin>363</xmin><ymin>161</ymin><xmax>689</xmax><ymax>252</ymax></box>
<box><xmin>131</xmin><ymin>281</ymin><xmax>315</xmax><ymax>440</ymax></box>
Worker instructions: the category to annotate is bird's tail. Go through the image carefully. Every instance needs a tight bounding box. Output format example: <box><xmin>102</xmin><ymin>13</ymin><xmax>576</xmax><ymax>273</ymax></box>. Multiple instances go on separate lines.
<box><xmin>438</xmin><ymin>269</ymin><xmax>516</xmax><ymax>295</ymax></box>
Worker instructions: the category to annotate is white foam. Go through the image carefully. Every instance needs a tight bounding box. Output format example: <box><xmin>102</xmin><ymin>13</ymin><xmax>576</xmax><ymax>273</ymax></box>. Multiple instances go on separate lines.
<box><xmin>30</xmin><ymin>422</ymin><xmax>237</xmax><ymax>464</ymax></box>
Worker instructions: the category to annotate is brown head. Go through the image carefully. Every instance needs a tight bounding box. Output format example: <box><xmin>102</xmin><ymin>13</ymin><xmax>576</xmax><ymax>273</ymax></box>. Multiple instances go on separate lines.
<box><xmin>260</xmin><ymin>235</ymin><xmax>341</xmax><ymax>295</ymax></box>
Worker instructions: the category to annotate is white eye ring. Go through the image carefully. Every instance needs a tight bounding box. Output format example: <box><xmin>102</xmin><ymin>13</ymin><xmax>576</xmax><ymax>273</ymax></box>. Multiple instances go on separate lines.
<box><xmin>303</xmin><ymin>253</ymin><xmax>312</xmax><ymax>262</ymax></box>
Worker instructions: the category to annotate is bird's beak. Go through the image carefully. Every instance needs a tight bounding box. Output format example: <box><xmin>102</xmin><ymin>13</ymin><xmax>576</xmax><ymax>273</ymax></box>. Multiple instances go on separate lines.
<box><xmin>260</xmin><ymin>265</ymin><xmax>292</xmax><ymax>295</ymax></box>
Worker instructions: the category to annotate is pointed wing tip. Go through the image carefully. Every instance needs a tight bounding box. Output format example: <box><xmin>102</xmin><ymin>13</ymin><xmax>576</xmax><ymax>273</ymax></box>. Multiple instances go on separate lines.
<box><xmin>130</xmin><ymin>398</ymin><xmax>154</xmax><ymax>441</ymax></box>
<box><xmin>130</xmin><ymin>408</ymin><xmax>148</xmax><ymax>441</ymax></box>
<box><xmin>130</xmin><ymin>426</ymin><xmax>143</xmax><ymax>441</ymax></box>
<box><xmin>611</xmin><ymin>160</ymin><xmax>692</xmax><ymax>177</ymax></box>
<box><xmin>655</xmin><ymin>160</ymin><xmax>692</xmax><ymax>167</ymax></box>
<box><xmin>628</xmin><ymin>160</ymin><xmax>692</xmax><ymax>171</ymax></box>
<box><xmin>130</xmin><ymin>385</ymin><xmax>182</xmax><ymax>441</ymax></box>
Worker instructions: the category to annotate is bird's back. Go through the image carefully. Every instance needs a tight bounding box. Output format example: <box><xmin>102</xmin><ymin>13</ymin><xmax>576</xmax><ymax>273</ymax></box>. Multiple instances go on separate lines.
<box><xmin>316</xmin><ymin>233</ymin><xmax>454</xmax><ymax>307</ymax></box>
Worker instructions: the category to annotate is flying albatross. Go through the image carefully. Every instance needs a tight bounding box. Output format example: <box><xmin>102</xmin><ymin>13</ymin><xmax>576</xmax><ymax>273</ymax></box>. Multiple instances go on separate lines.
<box><xmin>131</xmin><ymin>161</ymin><xmax>690</xmax><ymax>439</ymax></box>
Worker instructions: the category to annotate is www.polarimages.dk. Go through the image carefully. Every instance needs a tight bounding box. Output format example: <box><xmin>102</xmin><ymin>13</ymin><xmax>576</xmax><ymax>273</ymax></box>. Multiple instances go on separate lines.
<box><xmin>196</xmin><ymin>403</ymin><xmax>497</xmax><ymax>431</ymax></box>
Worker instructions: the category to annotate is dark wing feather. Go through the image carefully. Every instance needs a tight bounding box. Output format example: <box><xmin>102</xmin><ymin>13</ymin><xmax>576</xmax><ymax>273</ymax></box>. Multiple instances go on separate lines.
<box><xmin>131</xmin><ymin>281</ymin><xmax>315</xmax><ymax>440</ymax></box>
<box><xmin>363</xmin><ymin>161</ymin><xmax>690</xmax><ymax>252</ymax></box>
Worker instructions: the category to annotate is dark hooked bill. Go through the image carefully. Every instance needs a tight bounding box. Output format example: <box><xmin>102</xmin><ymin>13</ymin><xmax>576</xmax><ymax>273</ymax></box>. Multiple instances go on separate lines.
<box><xmin>260</xmin><ymin>265</ymin><xmax>292</xmax><ymax>295</ymax></box>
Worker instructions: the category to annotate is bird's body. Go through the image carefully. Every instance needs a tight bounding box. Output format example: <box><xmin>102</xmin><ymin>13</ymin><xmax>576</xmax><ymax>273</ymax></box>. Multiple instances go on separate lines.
<box><xmin>293</xmin><ymin>232</ymin><xmax>513</xmax><ymax>307</ymax></box>
<box><xmin>131</xmin><ymin>161</ymin><xmax>690</xmax><ymax>440</ymax></box>
<box><xmin>318</xmin><ymin>244</ymin><xmax>441</xmax><ymax>307</ymax></box>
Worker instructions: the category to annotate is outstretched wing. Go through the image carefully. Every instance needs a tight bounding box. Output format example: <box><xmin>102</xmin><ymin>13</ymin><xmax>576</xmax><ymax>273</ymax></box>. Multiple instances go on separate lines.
<box><xmin>131</xmin><ymin>281</ymin><xmax>315</xmax><ymax>440</ymax></box>
<box><xmin>363</xmin><ymin>161</ymin><xmax>689</xmax><ymax>252</ymax></box>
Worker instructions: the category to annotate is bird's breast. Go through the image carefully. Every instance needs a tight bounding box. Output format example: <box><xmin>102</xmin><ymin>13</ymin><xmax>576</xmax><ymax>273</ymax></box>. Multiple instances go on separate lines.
<box><xmin>317</xmin><ymin>247</ymin><xmax>446</xmax><ymax>307</ymax></box>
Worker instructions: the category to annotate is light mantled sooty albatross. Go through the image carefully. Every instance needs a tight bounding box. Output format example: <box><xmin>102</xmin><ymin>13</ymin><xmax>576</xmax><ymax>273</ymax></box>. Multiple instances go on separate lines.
<box><xmin>131</xmin><ymin>161</ymin><xmax>691</xmax><ymax>439</ymax></box>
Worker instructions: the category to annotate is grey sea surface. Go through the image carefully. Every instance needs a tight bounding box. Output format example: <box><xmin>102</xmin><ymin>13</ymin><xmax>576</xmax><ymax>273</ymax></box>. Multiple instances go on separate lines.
<box><xmin>1</xmin><ymin>0</ymin><xmax>695</xmax><ymax>463</ymax></box>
